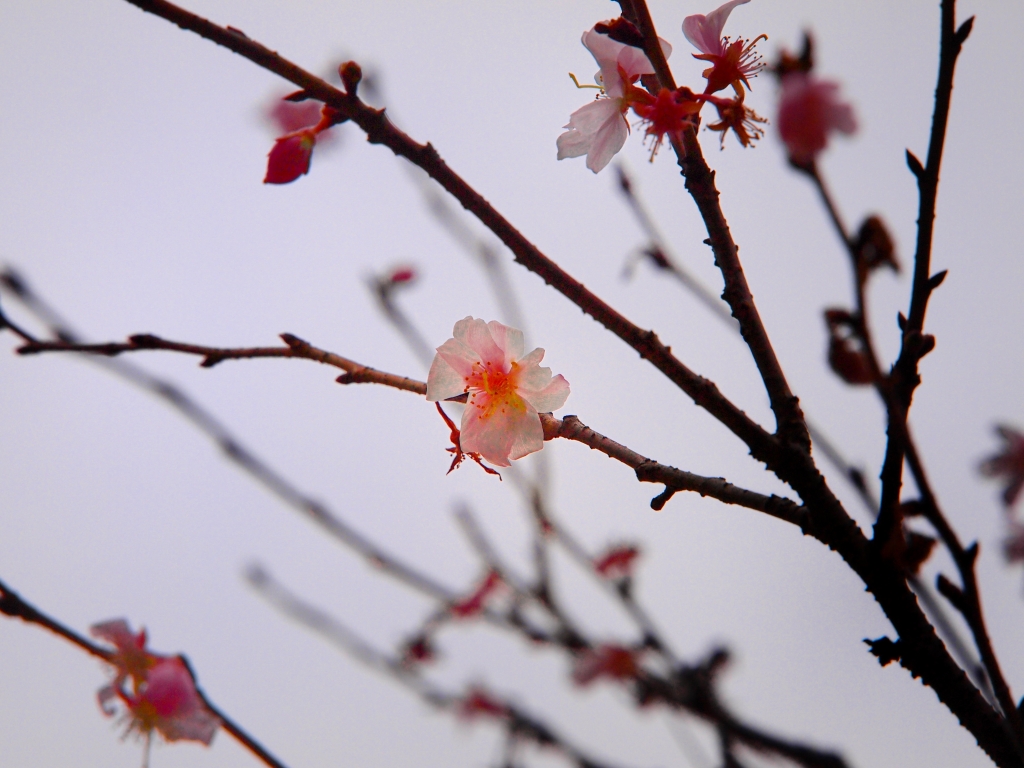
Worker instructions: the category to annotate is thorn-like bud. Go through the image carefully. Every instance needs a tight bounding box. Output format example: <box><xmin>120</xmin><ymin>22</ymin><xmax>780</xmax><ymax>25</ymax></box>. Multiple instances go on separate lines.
<box><xmin>905</xmin><ymin>149</ymin><xmax>924</xmax><ymax>178</ymax></box>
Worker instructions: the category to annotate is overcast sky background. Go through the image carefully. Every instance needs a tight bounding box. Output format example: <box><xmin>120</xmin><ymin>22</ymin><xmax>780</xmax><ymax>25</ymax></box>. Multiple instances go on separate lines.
<box><xmin>2</xmin><ymin>1</ymin><xmax>1023</xmax><ymax>767</ymax></box>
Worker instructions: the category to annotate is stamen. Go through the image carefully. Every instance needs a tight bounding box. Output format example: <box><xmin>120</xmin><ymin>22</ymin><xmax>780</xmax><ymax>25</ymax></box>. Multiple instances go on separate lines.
<box><xmin>568</xmin><ymin>73</ymin><xmax>603</xmax><ymax>91</ymax></box>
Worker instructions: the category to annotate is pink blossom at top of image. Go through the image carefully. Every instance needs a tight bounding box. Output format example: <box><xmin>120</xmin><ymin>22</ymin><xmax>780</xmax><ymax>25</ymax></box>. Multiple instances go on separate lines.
<box><xmin>426</xmin><ymin>317</ymin><xmax>570</xmax><ymax>467</ymax></box>
<box><xmin>557</xmin><ymin>22</ymin><xmax>672</xmax><ymax>173</ymax></box>
<box><xmin>683</xmin><ymin>0</ymin><xmax>766</xmax><ymax>95</ymax></box>
<box><xmin>776</xmin><ymin>72</ymin><xmax>857</xmax><ymax>163</ymax></box>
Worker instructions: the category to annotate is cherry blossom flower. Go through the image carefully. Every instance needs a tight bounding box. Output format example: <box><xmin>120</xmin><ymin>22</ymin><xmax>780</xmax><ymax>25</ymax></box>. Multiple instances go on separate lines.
<box><xmin>683</xmin><ymin>0</ymin><xmax>766</xmax><ymax>95</ymax></box>
<box><xmin>572</xmin><ymin>645</ymin><xmax>639</xmax><ymax>686</ymax></box>
<box><xmin>557</xmin><ymin>22</ymin><xmax>673</xmax><ymax>173</ymax></box>
<box><xmin>427</xmin><ymin>318</ymin><xmax>570</xmax><ymax>467</ymax></box>
<box><xmin>981</xmin><ymin>426</ymin><xmax>1024</xmax><ymax>508</ymax></box>
<box><xmin>776</xmin><ymin>72</ymin><xmax>857</xmax><ymax>164</ymax></box>
<box><xmin>631</xmin><ymin>87</ymin><xmax>702</xmax><ymax>159</ymax></box>
<box><xmin>92</xmin><ymin>619</ymin><xmax>219</xmax><ymax>752</ymax></box>
<box><xmin>703</xmin><ymin>91</ymin><xmax>767</xmax><ymax>148</ymax></box>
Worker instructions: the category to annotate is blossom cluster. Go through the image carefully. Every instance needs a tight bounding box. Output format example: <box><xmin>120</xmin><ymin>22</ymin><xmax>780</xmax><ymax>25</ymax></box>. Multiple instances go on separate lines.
<box><xmin>557</xmin><ymin>0</ymin><xmax>768</xmax><ymax>173</ymax></box>
<box><xmin>557</xmin><ymin>1</ymin><xmax>858</xmax><ymax>172</ymax></box>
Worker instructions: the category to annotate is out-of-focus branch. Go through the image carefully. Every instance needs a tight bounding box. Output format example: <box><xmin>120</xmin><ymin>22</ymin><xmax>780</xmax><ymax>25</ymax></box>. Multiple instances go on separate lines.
<box><xmin>0</xmin><ymin>578</ymin><xmax>291</xmax><ymax>768</ymax></box>
<box><xmin>246</xmin><ymin>565</ymin><xmax>629</xmax><ymax>768</ymax></box>
<box><xmin>2</xmin><ymin>272</ymin><xmax>461</xmax><ymax>608</ymax></box>
<box><xmin>615</xmin><ymin>166</ymin><xmax>736</xmax><ymax>330</ymax></box>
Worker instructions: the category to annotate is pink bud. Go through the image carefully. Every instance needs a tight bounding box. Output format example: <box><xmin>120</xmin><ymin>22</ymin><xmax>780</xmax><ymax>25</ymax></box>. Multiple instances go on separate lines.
<box><xmin>594</xmin><ymin>545</ymin><xmax>640</xmax><ymax>579</ymax></box>
<box><xmin>450</xmin><ymin>570</ymin><xmax>503</xmax><ymax>619</ymax></box>
<box><xmin>264</xmin><ymin>130</ymin><xmax>316</xmax><ymax>184</ymax></box>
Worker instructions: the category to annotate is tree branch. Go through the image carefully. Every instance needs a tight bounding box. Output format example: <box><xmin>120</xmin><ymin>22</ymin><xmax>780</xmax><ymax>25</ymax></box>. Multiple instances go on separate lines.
<box><xmin>620</xmin><ymin>0</ymin><xmax>810</xmax><ymax>452</ymax></box>
<box><xmin>116</xmin><ymin>0</ymin><xmax>780</xmax><ymax>472</ymax></box>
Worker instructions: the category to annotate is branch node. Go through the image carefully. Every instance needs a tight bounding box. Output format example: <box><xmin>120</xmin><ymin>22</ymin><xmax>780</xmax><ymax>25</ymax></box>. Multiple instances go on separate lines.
<box><xmin>865</xmin><ymin>636</ymin><xmax>901</xmax><ymax>667</ymax></box>
<box><xmin>279</xmin><ymin>333</ymin><xmax>305</xmax><ymax>349</ymax></box>
<box><xmin>127</xmin><ymin>333</ymin><xmax>162</xmax><ymax>348</ymax></box>
<box><xmin>650</xmin><ymin>486</ymin><xmax>676</xmax><ymax>511</ymax></box>
<box><xmin>936</xmin><ymin>573</ymin><xmax>967</xmax><ymax>612</ymax></box>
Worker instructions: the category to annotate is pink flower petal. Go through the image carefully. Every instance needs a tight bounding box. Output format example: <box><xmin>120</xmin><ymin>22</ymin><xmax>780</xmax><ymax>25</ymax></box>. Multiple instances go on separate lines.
<box><xmin>90</xmin><ymin>619</ymin><xmax>142</xmax><ymax>651</ymax></box>
<box><xmin>455</xmin><ymin>317</ymin><xmax>504</xmax><ymax>368</ymax></box>
<box><xmin>586</xmin><ymin>110</ymin><xmax>629</xmax><ymax>174</ymax></box>
<box><xmin>426</xmin><ymin>354</ymin><xmax>467</xmax><ymax>402</ymax></box>
<box><xmin>683</xmin><ymin>0</ymin><xmax>750</xmax><ymax>56</ymax></box>
<box><xmin>523</xmin><ymin>374</ymin><xmax>571</xmax><ymax>414</ymax></box>
<box><xmin>487</xmin><ymin>320</ymin><xmax>524</xmax><ymax>367</ymax></box>
<box><xmin>461</xmin><ymin>395</ymin><xmax>541</xmax><ymax>466</ymax></box>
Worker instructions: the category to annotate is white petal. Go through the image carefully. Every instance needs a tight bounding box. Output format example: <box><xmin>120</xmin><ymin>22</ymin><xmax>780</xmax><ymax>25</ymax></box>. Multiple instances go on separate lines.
<box><xmin>486</xmin><ymin>320</ymin><xmax>524</xmax><ymax>367</ymax></box>
<box><xmin>586</xmin><ymin>111</ymin><xmax>629</xmax><ymax>173</ymax></box>
<box><xmin>565</xmin><ymin>98</ymin><xmax>621</xmax><ymax>134</ymax></box>
<box><xmin>557</xmin><ymin>128</ymin><xmax>591</xmax><ymax>160</ymax></box>
<box><xmin>426</xmin><ymin>353</ymin><xmax>467</xmax><ymax>402</ymax></box>
<box><xmin>461</xmin><ymin>317</ymin><xmax>505</xmax><ymax>367</ymax></box>
<box><xmin>582</xmin><ymin>27</ymin><xmax>627</xmax><ymax>71</ymax></box>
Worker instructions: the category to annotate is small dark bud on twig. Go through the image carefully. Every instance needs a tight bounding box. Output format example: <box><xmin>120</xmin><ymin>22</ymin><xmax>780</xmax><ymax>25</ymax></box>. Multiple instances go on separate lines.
<box><xmin>905</xmin><ymin>150</ymin><xmax>924</xmax><ymax>178</ymax></box>
<box><xmin>928</xmin><ymin>270</ymin><xmax>948</xmax><ymax>291</ymax></box>
<box><xmin>854</xmin><ymin>215</ymin><xmax>899</xmax><ymax>274</ymax></box>
<box><xmin>339</xmin><ymin>61</ymin><xmax>363</xmax><ymax>95</ymax></box>
<box><xmin>771</xmin><ymin>31</ymin><xmax>814</xmax><ymax>79</ymax></box>
<box><xmin>955</xmin><ymin>17</ymin><xmax>975</xmax><ymax>45</ymax></box>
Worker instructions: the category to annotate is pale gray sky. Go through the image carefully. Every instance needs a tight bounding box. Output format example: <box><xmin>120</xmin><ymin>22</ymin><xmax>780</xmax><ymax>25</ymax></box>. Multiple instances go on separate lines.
<box><xmin>2</xmin><ymin>1</ymin><xmax>1022</xmax><ymax>767</ymax></box>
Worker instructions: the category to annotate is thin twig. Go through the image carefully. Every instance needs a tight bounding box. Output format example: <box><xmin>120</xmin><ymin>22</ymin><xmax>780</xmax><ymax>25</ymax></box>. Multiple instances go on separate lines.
<box><xmin>878</xmin><ymin>1</ymin><xmax>974</xmax><ymax>543</ymax></box>
<box><xmin>619</xmin><ymin>0</ymin><xmax>810</xmax><ymax>452</ymax></box>
<box><xmin>541</xmin><ymin>414</ymin><xmax>807</xmax><ymax>525</ymax></box>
